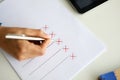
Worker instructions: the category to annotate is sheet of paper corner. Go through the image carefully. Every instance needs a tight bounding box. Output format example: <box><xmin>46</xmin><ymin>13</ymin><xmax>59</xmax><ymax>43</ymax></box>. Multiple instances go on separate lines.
<box><xmin>0</xmin><ymin>0</ymin><xmax>106</xmax><ymax>80</ymax></box>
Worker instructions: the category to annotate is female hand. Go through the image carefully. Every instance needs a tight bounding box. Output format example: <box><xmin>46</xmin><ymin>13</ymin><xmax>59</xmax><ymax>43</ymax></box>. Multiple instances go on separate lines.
<box><xmin>0</xmin><ymin>27</ymin><xmax>51</xmax><ymax>61</ymax></box>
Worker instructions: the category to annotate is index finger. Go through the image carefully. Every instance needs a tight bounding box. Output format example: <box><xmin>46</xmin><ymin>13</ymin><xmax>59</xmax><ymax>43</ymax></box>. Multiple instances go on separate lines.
<box><xmin>23</xmin><ymin>29</ymin><xmax>50</xmax><ymax>39</ymax></box>
<box><xmin>40</xmin><ymin>39</ymin><xmax>51</xmax><ymax>49</ymax></box>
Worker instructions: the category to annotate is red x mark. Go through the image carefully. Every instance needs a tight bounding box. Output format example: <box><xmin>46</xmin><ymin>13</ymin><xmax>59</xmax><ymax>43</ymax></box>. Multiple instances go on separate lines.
<box><xmin>63</xmin><ymin>45</ymin><xmax>69</xmax><ymax>52</ymax></box>
<box><xmin>43</xmin><ymin>25</ymin><xmax>48</xmax><ymax>31</ymax></box>
<box><xmin>56</xmin><ymin>38</ymin><xmax>62</xmax><ymax>45</ymax></box>
<box><xmin>70</xmin><ymin>53</ymin><xmax>76</xmax><ymax>60</ymax></box>
<box><xmin>49</xmin><ymin>32</ymin><xmax>55</xmax><ymax>38</ymax></box>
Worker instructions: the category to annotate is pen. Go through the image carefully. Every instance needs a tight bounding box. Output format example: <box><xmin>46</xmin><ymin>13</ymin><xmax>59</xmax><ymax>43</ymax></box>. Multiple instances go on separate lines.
<box><xmin>5</xmin><ymin>34</ymin><xmax>45</xmax><ymax>41</ymax></box>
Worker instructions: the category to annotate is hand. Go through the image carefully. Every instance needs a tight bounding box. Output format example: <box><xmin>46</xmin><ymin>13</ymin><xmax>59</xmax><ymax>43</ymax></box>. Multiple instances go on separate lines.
<box><xmin>0</xmin><ymin>26</ymin><xmax>51</xmax><ymax>61</ymax></box>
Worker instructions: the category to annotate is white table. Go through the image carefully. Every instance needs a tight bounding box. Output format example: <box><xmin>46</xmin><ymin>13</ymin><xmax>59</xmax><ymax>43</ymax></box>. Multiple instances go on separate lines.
<box><xmin>0</xmin><ymin>0</ymin><xmax>120</xmax><ymax>80</ymax></box>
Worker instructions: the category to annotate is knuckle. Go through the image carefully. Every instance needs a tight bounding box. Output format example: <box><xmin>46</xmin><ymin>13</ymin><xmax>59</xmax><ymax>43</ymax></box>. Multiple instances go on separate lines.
<box><xmin>24</xmin><ymin>28</ymin><xmax>29</xmax><ymax>32</ymax></box>
<box><xmin>39</xmin><ymin>29</ymin><xmax>43</xmax><ymax>34</ymax></box>
<box><xmin>24</xmin><ymin>28</ymin><xmax>31</xmax><ymax>34</ymax></box>
<box><xmin>16</xmin><ymin>54</ymin><xmax>25</xmax><ymax>61</ymax></box>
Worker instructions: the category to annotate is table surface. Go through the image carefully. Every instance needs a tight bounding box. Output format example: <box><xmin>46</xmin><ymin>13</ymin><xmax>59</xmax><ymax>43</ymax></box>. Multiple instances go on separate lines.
<box><xmin>0</xmin><ymin>0</ymin><xmax>120</xmax><ymax>80</ymax></box>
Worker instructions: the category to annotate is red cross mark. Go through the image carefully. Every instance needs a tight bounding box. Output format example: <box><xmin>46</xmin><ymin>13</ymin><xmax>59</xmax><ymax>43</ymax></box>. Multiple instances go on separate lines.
<box><xmin>43</xmin><ymin>25</ymin><xmax>48</xmax><ymax>31</ymax></box>
<box><xmin>56</xmin><ymin>38</ymin><xmax>62</xmax><ymax>45</ymax></box>
<box><xmin>70</xmin><ymin>53</ymin><xmax>76</xmax><ymax>60</ymax></box>
<box><xmin>63</xmin><ymin>45</ymin><xmax>69</xmax><ymax>52</ymax></box>
<box><xmin>49</xmin><ymin>32</ymin><xmax>55</xmax><ymax>38</ymax></box>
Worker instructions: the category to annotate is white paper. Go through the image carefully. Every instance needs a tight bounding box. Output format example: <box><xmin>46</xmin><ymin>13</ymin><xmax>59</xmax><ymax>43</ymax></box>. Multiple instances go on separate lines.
<box><xmin>0</xmin><ymin>0</ymin><xmax>105</xmax><ymax>80</ymax></box>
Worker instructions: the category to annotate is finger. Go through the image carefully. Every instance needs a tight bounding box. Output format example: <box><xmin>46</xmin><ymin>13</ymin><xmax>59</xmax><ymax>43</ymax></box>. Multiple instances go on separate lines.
<box><xmin>23</xmin><ymin>29</ymin><xmax>50</xmax><ymax>39</ymax></box>
<box><xmin>40</xmin><ymin>39</ymin><xmax>51</xmax><ymax>49</ymax></box>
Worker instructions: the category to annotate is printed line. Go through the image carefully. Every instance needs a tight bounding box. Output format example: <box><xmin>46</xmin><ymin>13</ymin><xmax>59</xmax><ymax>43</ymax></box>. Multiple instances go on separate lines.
<box><xmin>47</xmin><ymin>41</ymin><xmax>55</xmax><ymax>48</ymax></box>
<box><xmin>22</xmin><ymin>58</ymin><xmax>34</xmax><ymax>67</ymax></box>
<box><xmin>29</xmin><ymin>49</ymin><xmax>62</xmax><ymax>75</ymax></box>
<box><xmin>40</xmin><ymin>56</ymin><xmax>69</xmax><ymax>80</ymax></box>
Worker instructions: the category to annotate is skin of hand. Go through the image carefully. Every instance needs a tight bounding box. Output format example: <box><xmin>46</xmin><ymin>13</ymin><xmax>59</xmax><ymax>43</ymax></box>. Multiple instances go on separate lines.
<box><xmin>0</xmin><ymin>26</ymin><xmax>51</xmax><ymax>61</ymax></box>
